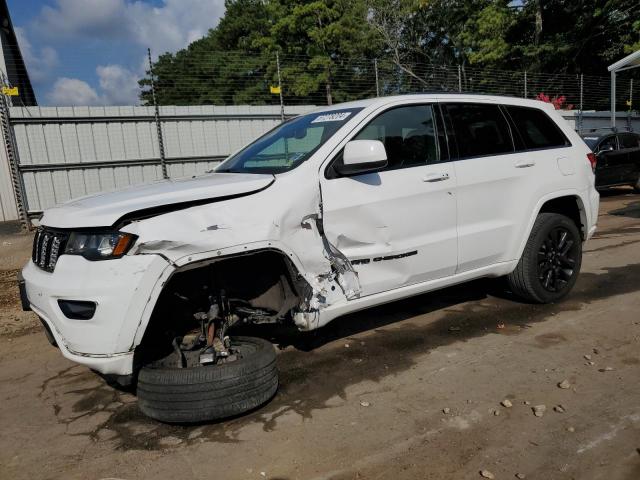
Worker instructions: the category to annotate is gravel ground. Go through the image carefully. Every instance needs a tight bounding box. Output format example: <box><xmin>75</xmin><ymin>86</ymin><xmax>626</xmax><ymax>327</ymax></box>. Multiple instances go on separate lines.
<box><xmin>0</xmin><ymin>190</ymin><xmax>639</xmax><ymax>480</ymax></box>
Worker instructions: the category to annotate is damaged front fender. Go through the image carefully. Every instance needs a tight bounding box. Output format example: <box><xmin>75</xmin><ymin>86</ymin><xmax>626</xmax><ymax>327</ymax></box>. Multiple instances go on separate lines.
<box><xmin>121</xmin><ymin>166</ymin><xmax>361</xmax><ymax>335</ymax></box>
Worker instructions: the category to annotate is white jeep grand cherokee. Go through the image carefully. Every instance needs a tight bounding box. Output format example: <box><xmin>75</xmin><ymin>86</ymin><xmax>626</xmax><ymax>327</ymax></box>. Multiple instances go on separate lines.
<box><xmin>21</xmin><ymin>95</ymin><xmax>599</xmax><ymax>423</ymax></box>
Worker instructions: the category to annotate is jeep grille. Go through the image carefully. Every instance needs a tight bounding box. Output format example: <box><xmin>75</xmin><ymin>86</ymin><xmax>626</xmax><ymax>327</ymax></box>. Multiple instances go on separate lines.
<box><xmin>32</xmin><ymin>228</ymin><xmax>68</xmax><ymax>272</ymax></box>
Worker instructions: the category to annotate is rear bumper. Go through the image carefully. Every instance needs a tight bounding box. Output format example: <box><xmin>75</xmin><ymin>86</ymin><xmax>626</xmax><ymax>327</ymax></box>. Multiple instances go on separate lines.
<box><xmin>586</xmin><ymin>187</ymin><xmax>600</xmax><ymax>240</ymax></box>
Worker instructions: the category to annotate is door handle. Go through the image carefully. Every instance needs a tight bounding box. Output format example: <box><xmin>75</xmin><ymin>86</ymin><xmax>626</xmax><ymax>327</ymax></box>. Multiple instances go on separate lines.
<box><xmin>515</xmin><ymin>160</ymin><xmax>535</xmax><ymax>168</ymax></box>
<box><xmin>423</xmin><ymin>172</ymin><xmax>450</xmax><ymax>182</ymax></box>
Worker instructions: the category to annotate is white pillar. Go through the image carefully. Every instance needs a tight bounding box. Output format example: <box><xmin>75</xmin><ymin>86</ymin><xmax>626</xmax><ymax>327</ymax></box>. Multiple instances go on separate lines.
<box><xmin>611</xmin><ymin>70</ymin><xmax>616</xmax><ymax>129</ymax></box>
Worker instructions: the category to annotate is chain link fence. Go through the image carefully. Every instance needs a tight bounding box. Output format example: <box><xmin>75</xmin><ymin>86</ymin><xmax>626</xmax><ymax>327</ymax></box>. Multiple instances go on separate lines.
<box><xmin>1</xmin><ymin>49</ymin><xmax>639</xmax><ymax>228</ymax></box>
<box><xmin>140</xmin><ymin>51</ymin><xmax>638</xmax><ymax>115</ymax></box>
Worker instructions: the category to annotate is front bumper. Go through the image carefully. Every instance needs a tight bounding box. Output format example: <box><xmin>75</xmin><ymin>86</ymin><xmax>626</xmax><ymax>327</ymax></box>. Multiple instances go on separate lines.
<box><xmin>35</xmin><ymin>306</ymin><xmax>135</xmax><ymax>375</ymax></box>
<box><xmin>22</xmin><ymin>253</ymin><xmax>171</xmax><ymax>375</ymax></box>
<box><xmin>17</xmin><ymin>271</ymin><xmax>30</xmax><ymax>311</ymax></box>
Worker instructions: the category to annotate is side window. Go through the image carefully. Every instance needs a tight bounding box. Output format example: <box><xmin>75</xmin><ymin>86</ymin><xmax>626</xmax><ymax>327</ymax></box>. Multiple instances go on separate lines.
<box><xmin>619</xmin><ymin>133</ymin><xmax>640</xmax><ymax>149</ymax></box>
<box><xmin>505</xmin><ymin>105</ymin><xmax>570</xmax><ymax>150</ymax></box>
<box><xmin>352</xmin><ymin>105</ymin><xmax>439</xmax><ymax>170</ymax></box>
<box><xmin>598</xmin><ymin>136</ymin><xmax>618</xmax><ymax>152</ymax></box>
<box><xmin>443</xmin><ymin>103</ymin><xmax>513</xmax><ymax>158</ymax></box>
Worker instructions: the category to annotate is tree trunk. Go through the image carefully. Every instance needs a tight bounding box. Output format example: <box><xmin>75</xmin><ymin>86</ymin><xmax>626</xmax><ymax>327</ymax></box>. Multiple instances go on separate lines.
<box><xmin>326</xmin><ymin>64</ymin><xmax>333</xmax><ymax>105</ymax></box>
<box><xmin>534</xmin><ymin>0</ymin><xmax>543</xmax><ymax>45</ymax></box>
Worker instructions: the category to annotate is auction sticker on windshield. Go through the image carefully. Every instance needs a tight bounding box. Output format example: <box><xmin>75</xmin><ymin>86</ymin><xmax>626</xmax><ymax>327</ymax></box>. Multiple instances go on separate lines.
<box><xmin>311</xmin><ymin>112</ymin><xmax>352</xmax><ymax>123</ymax></box>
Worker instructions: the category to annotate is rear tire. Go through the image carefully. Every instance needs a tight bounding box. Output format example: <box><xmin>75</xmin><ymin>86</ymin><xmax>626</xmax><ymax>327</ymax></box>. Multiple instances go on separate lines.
<box><xmin>507</xmin><ymin>213</ymin><xmax>582</xmax><ymax>303</ymax></box>
<box><xmin>137</xmin><ymin>336</ymin><xmax>278</xmax><ymax>423</ymax></box>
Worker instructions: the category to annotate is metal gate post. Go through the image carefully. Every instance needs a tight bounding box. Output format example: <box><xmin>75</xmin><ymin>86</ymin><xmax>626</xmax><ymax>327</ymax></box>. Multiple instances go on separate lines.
<box><xmin>374</xmin><ymin>58</ymin><xmax>380</xmax><ymax>97</ymax></box>
<box><xmin>276</xmin><ymin>52</ymin><xmax>285</xmax><ymax>122</ymax></box>
<box><xmin>611</xmin><ymin>70</ymin><xmax>616</xmax><ymax>129</ymax></box>
<box><xmin>628</xmin><ymin>79</ymin><xmax>633</xmax><ymax>132</ymax></box>
<box><xmin>578</xmin><ymin>74</ymin><xmax>584</xmax><ymax>133</ymax></box>
<box><xmin>0</xmin><ymin>82</ymin><xmax>30</xmax><ymax>230</ymax></box>
<box><xmin>147</xmin><ymin>48</ymin><xmax>168</xmax><ymax>180</ymax></box>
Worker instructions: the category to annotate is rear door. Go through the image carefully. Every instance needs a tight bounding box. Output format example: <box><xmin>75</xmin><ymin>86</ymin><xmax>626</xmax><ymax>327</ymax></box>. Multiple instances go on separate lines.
<box><xmin>442</xmin><ymin>102</ymin><xmax>523</xmax><ymax>272</ymax></box>
<box><xmin>443</xmin><ymin>102</ymin><xmax>570</xmax><ymax>272</ymax></box>
<box><xmin>321</xmin><ymin>104</ymin><xmax>458</xmax><ymax>297</ymax></box>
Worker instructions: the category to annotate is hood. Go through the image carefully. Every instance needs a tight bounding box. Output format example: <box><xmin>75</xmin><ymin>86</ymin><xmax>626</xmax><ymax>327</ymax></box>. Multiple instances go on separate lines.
<box><xmin>40</xmin><ymin>172</ymin><xmax>275</xmax><ymax>229</ymax></box>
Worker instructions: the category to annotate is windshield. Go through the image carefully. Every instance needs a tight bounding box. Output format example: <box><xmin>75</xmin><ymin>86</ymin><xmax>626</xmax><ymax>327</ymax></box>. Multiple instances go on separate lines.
<box><xmin>216</xmin><ymin>108</ymin><xmax>362</xmax><ymax>174</ymax></box>
<box><xmin>582</xmin><ymin>136</ymin><xmax>599</xmax><ymax>149</ymax></box>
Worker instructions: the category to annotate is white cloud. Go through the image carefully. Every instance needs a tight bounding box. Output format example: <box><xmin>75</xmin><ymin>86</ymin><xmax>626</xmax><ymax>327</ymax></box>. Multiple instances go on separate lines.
<box><xmin>34</xmin><ymin>0</ymin><xmax>225</xmax><ymax>57</ymax></box>
<box><xmin>14</xmin><ymin>27</ymin><xmax>59</xmax><ymax>83</ymax></box>
<box><xmin>47</xmin><ymin>77</ymin><xmax>101</xmax><ymax>106</ymax></box>
<box><xmin>36</xmin><ymin>0</ymin><xmax>128</xmax><ymax>39</ymax></box>
<box><xmin>32</xmin><ymin>0</ymin><xmax>225</xmax><ymax>106</ymax></box>
<box><xmin>47</xmin><ymin>65</ymin><xmax>141</xmax><ymax>106</ymax></box>
<box><xmin>97</xmin><ymin>64</ymin><xmax>140</xmax><ymax>105</ymax></box>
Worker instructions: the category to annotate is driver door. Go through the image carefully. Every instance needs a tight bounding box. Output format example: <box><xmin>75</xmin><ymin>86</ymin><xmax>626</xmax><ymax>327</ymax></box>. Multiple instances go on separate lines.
<box><xmin>595</xmin><ymin>135</ymin><xmax>624</xmax><ymax>187</ymax></box>
<box><xmin>320</xmin><ymin>104</ymin><xmax>458</xmax><ymax>297</ymax></box>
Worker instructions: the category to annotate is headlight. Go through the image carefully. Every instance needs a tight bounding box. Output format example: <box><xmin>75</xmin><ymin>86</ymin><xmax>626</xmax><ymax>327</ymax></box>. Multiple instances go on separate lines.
<box><xmin>64</xmin><ymin>232</ymin><xmax>137</xmax><ymax>260</ymax></box>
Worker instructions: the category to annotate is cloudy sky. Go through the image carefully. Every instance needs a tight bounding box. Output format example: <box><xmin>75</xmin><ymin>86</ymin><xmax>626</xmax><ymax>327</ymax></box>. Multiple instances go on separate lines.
<box><xmin>8</xmin><ymin>0</ymin><xmax>226</xmax><ymax>106</ymax></box>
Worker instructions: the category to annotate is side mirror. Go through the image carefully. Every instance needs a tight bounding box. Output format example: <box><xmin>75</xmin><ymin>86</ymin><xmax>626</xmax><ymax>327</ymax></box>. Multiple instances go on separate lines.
<box><xmin>335</xmin><ymin>140</ymin><xmax>388</xmax><ymax>176</ymax></box>
<box><xmin>598</xmin><ymin>144</ymin><xmax>614</xmax><ymax>154</ymax></box>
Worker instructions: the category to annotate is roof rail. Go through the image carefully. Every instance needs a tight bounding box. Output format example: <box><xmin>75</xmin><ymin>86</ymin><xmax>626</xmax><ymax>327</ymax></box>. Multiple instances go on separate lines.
<box><xmin>578</xmin><ymin>126</ymin><xmax>635</xmax><ymax>135</ymax></box>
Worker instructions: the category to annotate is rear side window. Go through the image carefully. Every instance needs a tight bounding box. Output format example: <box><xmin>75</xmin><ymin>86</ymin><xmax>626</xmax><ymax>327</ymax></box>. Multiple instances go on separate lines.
<box><xmin>443</xmin><ymin>103</ymin><xmax>513</xmax><ymax>158</ymax></box>
<box><xmin>505</xmin><ymin>105</ymin><xmax>569</xmax><ymax>150</ymax></box>
<box><xmin>619</xmin><ymin>133</ymin><xmax>640</xmax><ymax>149</ymax></box>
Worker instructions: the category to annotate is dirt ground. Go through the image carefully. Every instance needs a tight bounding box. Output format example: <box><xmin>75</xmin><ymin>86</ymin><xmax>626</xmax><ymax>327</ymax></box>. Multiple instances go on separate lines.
<box><xmin>1</xmin><ymin>191</ymin><xmax>639</xmax><ymax>480</ymax></box>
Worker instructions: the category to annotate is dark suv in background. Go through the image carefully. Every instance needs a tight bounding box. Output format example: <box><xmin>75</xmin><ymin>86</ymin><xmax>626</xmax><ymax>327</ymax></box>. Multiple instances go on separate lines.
<box><xmin>582</xmin><ymin>131</ymin><xmax>640</xmax><ymax>191</ymax></box>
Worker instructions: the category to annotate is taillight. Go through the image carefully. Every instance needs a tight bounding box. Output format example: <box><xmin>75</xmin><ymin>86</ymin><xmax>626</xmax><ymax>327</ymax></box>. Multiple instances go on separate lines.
<box><xmin>587</xmin><ymin>153</ymin><xmax>597</xmax><ymax>172</ymax></box>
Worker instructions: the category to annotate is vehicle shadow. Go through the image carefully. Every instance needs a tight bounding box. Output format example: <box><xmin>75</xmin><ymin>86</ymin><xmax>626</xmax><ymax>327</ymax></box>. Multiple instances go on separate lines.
<box><xmin>609</xmin><ymin>200</ymin><xmax>640</xmax><ymax>219</ymax></box>
<box><xmin>597</xmin><ymin>186</ymin><xmax>636</xmax><ymax>198</ymax></box>
<box><xmin>38</xmin><ymin>262</ymin><xmax>640</xmax><ymax>449</ymax></box>
<box><xmin>232</xmin><ymin>277</ymin><xmax>514</xmax><ymax>352</ymax></box>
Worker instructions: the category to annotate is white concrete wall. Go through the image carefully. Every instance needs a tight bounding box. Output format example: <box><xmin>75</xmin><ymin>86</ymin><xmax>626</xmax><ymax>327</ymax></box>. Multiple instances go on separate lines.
<box><xmin>0</xmin><ymin>104</ymin><xmax>637</xmax><ymax>220</ymax></box>
<box><xmin>7</xmin><ymin>105</ymin><xmax>314</xmax><ymax>214</ymax></box>
<box><xmin>561</xmin><ymin>110</ymin><xmax>640</xmax><ymax>132</ymax></box>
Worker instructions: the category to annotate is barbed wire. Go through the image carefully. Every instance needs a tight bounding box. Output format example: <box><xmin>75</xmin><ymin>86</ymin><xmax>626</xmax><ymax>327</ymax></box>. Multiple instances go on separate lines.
<box><xmin>2</xmin><ymin>48</ymin><xmax>638</xmax><ymax>111</ymax></box>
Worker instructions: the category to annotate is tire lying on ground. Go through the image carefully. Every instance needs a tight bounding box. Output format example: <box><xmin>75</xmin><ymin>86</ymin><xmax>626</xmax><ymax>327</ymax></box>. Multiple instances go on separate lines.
<box><xmin>137</xmin><ymin>336</ymin><xmax>278</xmax><ymax>423</ymax></box>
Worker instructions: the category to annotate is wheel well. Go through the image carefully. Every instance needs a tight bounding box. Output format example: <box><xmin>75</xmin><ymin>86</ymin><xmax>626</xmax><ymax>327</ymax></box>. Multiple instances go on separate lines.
<box><xmin>539</xmin><ymin>196</ymin><xmax>585</xmax><ymax>239</ymax></box>
<box><xmin>134</xmin><ymin>249</ymin><xmax>307</xmax><ymax>367</ymax></box>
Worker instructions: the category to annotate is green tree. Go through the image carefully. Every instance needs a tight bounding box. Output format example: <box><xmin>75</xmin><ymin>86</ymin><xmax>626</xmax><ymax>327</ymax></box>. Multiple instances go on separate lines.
<box><xmin>258</xmin><ymin>0</ymin><xmax>382</xmax><ymax>104</ymax></box>
<box><xmin>141</xmin><ymin>0</ymin><xmax>381</xmax><ymax>105</ymax></box>
<box><xmin>141</xmin><ymin>0</ymin><xmax>640</xmax><ymax>105</ymax></box>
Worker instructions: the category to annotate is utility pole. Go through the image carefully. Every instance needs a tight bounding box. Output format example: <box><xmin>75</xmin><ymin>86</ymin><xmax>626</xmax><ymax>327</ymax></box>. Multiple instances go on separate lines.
<box><xmin>374</xmin><ymin>58</ymin><xmax>380</xmax><ymax>97</ymax></box>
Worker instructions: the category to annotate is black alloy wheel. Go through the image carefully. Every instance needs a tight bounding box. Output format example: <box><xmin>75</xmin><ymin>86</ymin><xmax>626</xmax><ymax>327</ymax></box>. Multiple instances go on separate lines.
<box><xmin>507</xmin><ymin>213</ymin><xmax>582</xmax><ymax>303</ymax></box>
<box><xmin>537</xmin><ymin>226</ymin><xmax>578</xmax><ymax>292</ymax></box>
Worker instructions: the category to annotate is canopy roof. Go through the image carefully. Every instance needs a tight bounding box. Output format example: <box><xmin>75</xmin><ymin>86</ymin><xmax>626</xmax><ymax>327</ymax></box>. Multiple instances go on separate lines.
<box><xmin>608</xmin><ymin>49</ymin><xmax>640</xmax><ymax>73</ymax></box>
